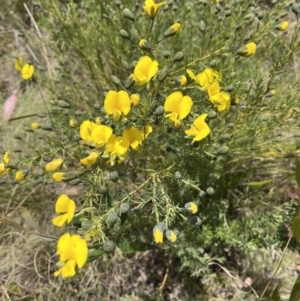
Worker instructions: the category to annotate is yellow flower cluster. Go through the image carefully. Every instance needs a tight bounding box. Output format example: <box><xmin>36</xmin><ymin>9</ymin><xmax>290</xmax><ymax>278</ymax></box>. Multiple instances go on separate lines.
<box><xmin>0</xmin><ymin>151</ymin><xmax>9</xmax><ymax>176</ymax></box>
<box><xmin>80</xmin><ymin>119</ymin><xmax>152</xmax><ymax>166</ymax></box>
<box><xmin>14</xmin><ymin>57</ymin><xmax>34</xmax><ymax>80</ymax></box>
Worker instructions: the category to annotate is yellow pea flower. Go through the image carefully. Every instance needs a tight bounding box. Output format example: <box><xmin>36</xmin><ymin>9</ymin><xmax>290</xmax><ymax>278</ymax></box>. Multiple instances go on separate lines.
<box><xmin>95</xmin><ymin>117</ymin><xmax>101</xmax><ymax>125</ymax></box>
<box><xmin>0</xmin><ymin>151</ymin><xmax>10</xmax><ymax>176</ymax></box>
<box><xmin>166</xmin><ymin>230</ymin><xmax>177</xmax><ymax>242</ymax></box>
<box><xmin>164</xmin><ymin>91</ymin><xmax>193</xmax><ymax>127</ymax></box>
<box><xmin>184</xmin><ymin>202</ymin><xmax>198</xmax><ymax>214</ymax></box>
<box><xmin>53</xmin><ymin>172</ymin><xmax>66</xmax><ymax>182</ymax></box>
<box><xmin>21</xmin><ymin>64</ymin><xmax>34</xmax><ymax>80</ymax></box>
<box><xmin>130</xmin><ymin>94</ymin><xmax>140</xmax><ymax>107</ymax></box>
<box><xmin>131</xmin><ymin>56</ymin><xmax>158</xmax><ymax>86</ymax></box>
<box><xmin>14</xmin><ymin>57</ymin><xmax>23</xmax><ymax>71</ymax></box>
<box><xmin>185</xmin><ymin>114</ymin><xmax>211</xmax><ymax>142</ymax></box>
<box><xmin>164</xmin><ymin>22</ymin><xmax>181</xmax><ymax>38</ymax></box>
<box><xmin>143</xmin><ymin>124</ymin><xmax>153</xmax><ymax>139</ymax></box>
<box><xmin>31</xmin><ymin>122</ymin><xmax>39</xmax><ymax>130</ymax></box>
<box><xmin>139</xmin><ymin>39</ymin><xmax>151</xmax><ymax>51</ymax></box>
<box><xmin>103</xmin><ymin>134</ymin><xmax>128</xmax><ymax>166</ymax></box>
<box><xmin>143</xmin><ymin>0</ymin><xmax>167</xmax><ymax>18</ymax></box>
<box><xmin>69</xmin><ymin>119</ymin><xmax>78</xmax><ymax>127</ymax></box>
<box><xmin>15</xmin><ymin>170</ymin><xmax>25</xmax><ymax>181</ymax></box>
<box><xmin>122</xmin><ymin>127</ymin><xmax>144</xmax><ymax>150</ymax></box>
<box><xmin>153</xmin><ymin>226</ymin><xmax>164</xmax><ymax>243</ymax></box>
<box><xmin>186</xmin><ymin>69</ymin><xmax>197</xmax><ymax>81</ymax></box>
<box><xmin>45</xmin><ymin>158</ymin><xmax>63</xmax><ymax>172</ymax></box>
<box><xmin>104</xmin><ymin>90</ymin><xmax>131</xmax><ymax>121</ymax></box>
<box><xmin>177</xmin><ymin>75</ymin><xmax>187</xmax><ymax>86</ymax></box>
<box><xmin>54</xmin><ymin>233</ymin><xmax>88</xmax><ymax>278</ymax></box>
<box><xmin>80</xmin><ymin>152</ymin><xmax>99</xmax><ymax>166</ymax></box>
<box><xmin>80</xmin><ymin>120</ymin><xmax>97</xmax><ymax>142</ymax></box>
<box><xmin>236</xmin><ymin>42</ymin><xmax>257</xmax><ymax>57</ymax></box>
<box><xmin>0</xmin><ymin>163</ymin><xmax>6</xmax><ymax>176</ymax></box>
<box><xmin>3</xmin><ymin>151</ymin><xmax>9</xmax><ymax>164</ymax></box>
<box><xmin>197</xmin><ymin>68</ymin><xmax>221</xmax><ymax>88</ymax></box>
<box><xmin>52</xmin><ymin>194</ymin><xmax>76</xmax><ymax>227</ymax></box>
<box><xmin>277</xmin><ymin>21</ymin><xmax>288</xmax><ymax>31</ymax></box>
<box><xmin>207</xmin><ymin>82</ymin><xmax>231</xmax><ymax>112</ymax></box>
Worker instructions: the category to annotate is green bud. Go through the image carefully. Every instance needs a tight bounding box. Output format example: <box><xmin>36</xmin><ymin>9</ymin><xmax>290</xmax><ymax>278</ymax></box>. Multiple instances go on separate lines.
<box><xmin>163</xmin><ymin>51</ymin><xmax>171</xmax><ymax>58</ymax></box>
<box><xmin>139</xmin><ymin>39</ymin><xmax>152</xmax><ymax>51</ymax></box>
<box><xmin>37</xmin><ymin>113</ymin><xmax>47</xmax><ymax>118</ymax></box>
<box><xmin>107</xmin><ymin>212</ymin><xmax>118</xmax><ymax>224</ymax></box>
<box><xmin>103</xmin><ymin>240</ymin><xmax>115</xmax><ymax>252</ymax></box>
<box><xmin>120</xmin><ymin>29</ymin><xmax>130</xmax><ymax>39</ymax></box>
<box><xmin>216</xmin><ymin>3</ymin><xmax>222</xmax><ymax>11</ymax></box>
<box><xmin>49</xmin><ymin>99</ymin><xmax>57</xmax><ymax>105</ymax></box>
<box><xmin>227</xmin><ymin>123</ymin><xmax>234</xmax><ymax>128</ymax></box>
<box><xmin>120</xmin><ymin>203</ymin><xmax>130</xmax><ymax>214</ymax></box>
<box><xmin>41</xmin><ymin>124</ymin><xmax>54</xmax><ymax>131</ymax></box>
<box><xmin>154</xmin><ymin>106</ymin><xmax>164</xmax><ymax>116</ymax></box>
<box><xmin>224</xmin><ymin>9</ymin><xmax>231</xmax><ymax>17</ymax></box>
<box><xmin>206</xmin><ymin>187</ymin><xmax>215</xmax><ymax>195</ymax></box>
<box><xmin>58</xmin><ymin>100</ymin><xmax>70</xmax><ymax>108</ymax></box>
<box><xmin>188</xmin><ymin>216</ymin><xmax>202</xmax><ymax>226</ymax></box>
<box><xmin>219</xmin><ymin>133</ymin><xmax>230</xmax><ymax>141</ymax></box>
<box><xmin>207</xmin><ymin>110</ymin><xmax>217</xmax><ymax>119</ymax></box>
<box><xmin>158</xmin><ymin>67</ymin><xmax>169</xmax><ymax>82</ymax></box>
<box><xmin>199</xmin><ymin>191</ymin><xmax>206</xmax><ymax>198</ymax></box>
<box><xmin>216</xmin><ymin>145</ymin><xmax>229</xmax><ymax>155</ymax></box>
<box><xmin>94</xmin><ymin>103</ymin><xmax>101</xmax><ymax>110</ymax></box>
<box><xmin>198</xmin><ymin>20</ymin><xmax>206</xmax><ymax>32</ymax></box>
<box><xmin>256</xmin><ymin>10</ymin><xmax>264</xmax><ymax>20</ymax></box>
<box><xmin>173</xmin><ymin>52</ymin><xmax>184</xmax><ymax>63</ymax></box>
<box><xmin>226</xmin><ymin>85</ymin><xmax>235</xmax><ymax>92</ymax></box>
<box><xmin>243</xmin><ymin>35</ymin><xmax>251</xmax><ymax>42</ymax></box>
<box><xmin>292</xmin><ymin>3</ymin><xmax>300</xmax><ymax>15</ymax></box>
<box><xmin>108</xmin><ymin>171</ymin><xmax>119</xmax><ymax>181</ymax></box>
<box><xmin>75</xmin><ymin>110</ymin><xmax>83</xmax><ymax>116</ymax></box>
<box><xmin>69</xmin><ymin>178</ymin><xmax>81</xmax><ymax>186</ymax></box>
<box><xmin>111</xmin><ymin>75</ymin><xmax>121</xmax><ymax>85</ymax></box>
<box><xmin>123</xmin><ymin>8</ymin><xmax>134</xmax><ymax>21</ymax></box>
<box><xmin>13</xmin><ymin>134</ymin><xmax>22</xmax><ymax>140</ymax></box>
<box><xmin>174</xmin><ymin>171</ymin><xmax>182</xmax><ymax>180</ymax></box>
<box><xmin>73</xmin><ymin>134</ymin><xmax>80</xmax><ymax>142</ymax></box>
<box><xmin>125</xmin><ymin>76</ymin><xmax>135</xmax><ymax>89</ymax></box>
<box><xmin>98</xmin><ymin>185</ymin><xmax>108</xmax><ymax>194</ymax></box>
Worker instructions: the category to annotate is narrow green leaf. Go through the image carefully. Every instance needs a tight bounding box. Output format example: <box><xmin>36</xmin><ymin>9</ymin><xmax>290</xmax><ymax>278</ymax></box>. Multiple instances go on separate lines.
<box><xmin>289</xmin><ymin>273</ymin><xmax>300</xmax><ymax>301</ymax></box>
<box><xmin>87</xmin><ymin>249</ymin><xmax>105</xmax><ymax>263</ymax></box>
<box><xmin>0</xmin><ymin>217</ymin><xmax>24</xmax><ymax>230</ymax></box>
<box><xmin>28</xmin><ymin>233</ymin><xmax>57</xmax><ymax>244</ymax></box>
<box><xmin>271</xmin><ymin>284</ymin><xmax>282</xmax><ymax>301</ymax></box>
<box><xmin>19</xmin><ymin>207</ymin><xmax>40</xmax><ymax>231</ymax></box>
<box><xmin>292</xmin><ymin>217</ymin><xmax>300</xmax><ymax>242</ymax></box>
<box><xmin>243</xmin><ymin>179</ymin><xmax>273</xmax><ymax>186</ymax></box>
<box><xmin>296</xmin><ymin>159</ymin><xmax>300</xmax><ymax>188</ymax></box>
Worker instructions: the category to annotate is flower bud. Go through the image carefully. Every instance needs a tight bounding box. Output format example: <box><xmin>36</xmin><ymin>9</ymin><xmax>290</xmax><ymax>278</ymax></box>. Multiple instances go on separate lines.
<box><xmin>41</xmin><ymin>124</ymin><xmax>54</xmax><ymax>130</ymax></box>
<box><xmin>292</xmin><ymin>3</ymin><xmax>300</xmax><ymax>16</ymax></box>
<box><xmin>236</xmin><ymin>42</ymin><xmax>257</xmax><ymax>57</ymax></box>
<box><xmin>108</xmin><ymin>171</ymin><xmax>119</xmax><ymax>181</ymax></box>
<box><xmin>276</xmin><ymin>21</ymin><xmax>288</xmax><ymax>31</ymax></box>
<box><xmin>207</xmin><ymin>110</ymin><xmax>217</xmax><ymax>119</ymax></box>
<box><xmin>188</xmin><ymin>216</ymin><xmax>202</xmax><ymax>226</ymax></box>
<box><xmin>125</xmin><ymin>76</ymin><xmax>135</xmax><ymax>89</ymax></box>
<box><xmin>174</xmin><ymin>171</ymin><xmax>182</xmax><ymax>180</ymax></box>
<box><xmin>216</xmin><ymin>145</ymin><xmax>229</xmax><ymax>155</ymax></box>
<box><xmin>139</xmin><ymin>39</ymin><xmax>151</xmax><ymax>51</ymax></box>
<box><xmin>224</xmin><ymin>9</ymin><xmax>231</xmax><ymax>17</ymax></box>
<box><xmin>199</xmin><ymin>191</ymin><xmax>206</xmax><ymax>198</ymax></box>
<box><xmin>184</xmin><ymin>202</ymin><xmax>198</xmax><ymax>214</ymax></box>
<box><xmin>103</xmin><ymin>240</ymin><xmax>115</xmax><ymax>252</ymax></box>
<box><xmin>130</xmin><ymin>94</ymin><xmax>140</xmax><ymax>107</ymax></box>
<box><xmin>58</xmin><ymin>100</ymin><xmax>70</xmax><ymax>108</ymax></box>
<box><xmin>111</xmin><ymin>75</ymin><xmax>121</xmax><ymax>85</ymax></box>
<box><xmin>158</xmin><ymin>67</ymin><xmax>169</xmax><ymax>82</ymax></box>
<box><xmin>120</xmin><ymin>203</ymin><xmax>130</xmax><ymax>214</ymax></box>
<box><xmin>123</xmin><ymin>8</ymin><xmax>134</xmax><ymax>21</ymax></box>
<box><xmin>198</xmin><ymin>20</ymin><xmax>206</xmax><ymax>32</ymax></box>
<box><xmin>69</xmin><ymin>119</ymin><xmax>78</xmax><ymax>128</ymax></box>
<box><xmin>13</xmin><ymin>134</ymin><xmax>22</xmax><ymax>140</ymax></box>
<box><xmin>164</xmin><ymin>23</ymin><xmax>181</xmax><ymax>38</ymax></box>
<box><xmin>206</xmin><ymin>187</ymin><xmax>215</xmax><ymax>195</ymax></box>
<box><xmin>176</xmin><ymin>75</ymin><xmax>187</xmax><ymax>86</ymax></box>
<box><xmin>107</xmin><ymin>212</ymin><xmax>118</xmax><ymax>224</ymax></box>
<box><xmin>69</xmin><ymin>178</ymin><xmax>81</xmax><ymax>186</ymax></box>
<box><xmin>98</xmin><ymin>185</ymin><xmax>108</xmax><ymax>195</ymax></box>
<box><xmin>166</xmin><ymin>230</ymin><xmax>177</xmax><ymax>242</ymax></box>
<box><xmin>154</xmin><ymin>105</ymin><xmax>164</xmax><ymax>116</ymax></box>
<box><xmin>120</xmin><ymin>29</ymin><xmax>130</xmax><ymax>39</ymax></box>
<box><xmin>163</xmin><ymin>51</ymin><xmax>171</xmax><ymax>58</ymax></box>
<box><xmin>173</xmin><ymin>52</ymin><xmax>184</xmax><ymax>63</ymax></box>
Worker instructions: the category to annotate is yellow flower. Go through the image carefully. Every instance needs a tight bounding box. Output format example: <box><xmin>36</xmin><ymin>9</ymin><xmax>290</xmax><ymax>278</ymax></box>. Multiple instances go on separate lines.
<box><xmin>184</xmin><ymin>202</ymin><xmax>198</xmax><ymax>214</ymax></box>
<box><xmin>45</xmin><ymin>158</ymin><xmax>63</xmax><ymax>172</ymax></box>
<box><xmin>0</xmin><ymin>163</ymin><xmax>6</xmax><ymax>176</ymax></box>
<box><xmin>54</xmin><ymin>233</ymin><xmax>88</xmax><ymax>278</ymax></box>
<box><xmin>139</xmin><ymin>39</ymin><xmax>151</xmax><ymax>51</ymax></box>
<box><xmin>166</xmin><ymin>230</ymin><xmax>177</xmax><ymax>242</ymax></box>
<box><xmin>103</xmin><ymin>134</ymin><xmax>128</xmax><ymax>166</ymax></box>
<box><xmin>123</xmin><ymin>127</ymin><xmax>144</xmax><ymax>150</ymax></box>
<box><xmin>52</xmin><ymin>194</ymin><xmax>76</xmax><ymax>227</ymax></box>
<box><xmin>15</xmin><ymin>170</ymin><xmax>25</xmax><ymax>181</ymax></box>
<box><xmin>3</xmin><ymin>151</ymin><xmax>9</xmax><ymax>165</ymax></box>
<box><xmin>186</xmin><ymin>69</ymin><xmax>197</xmax><ymax>81</ymax></box>
<box><xmin>207</xmin><ymin>82</ymin><xmax>231</xmax><ymax>112</ymax></box>
<box><xmin>143</xmin><ymin>0</ymin><xmax>167</xmax><ymax>18</ymax></box>
<box><xmin>95</xmin><ymin>117</ymin><xmax>101</xmax><ymax>125</ymax></box>
<box><xmin>69</xmin><ymin>119</ymin><xmax>77</xmax><ymax>127</ymax></box>
<box><xmin>131</xmin><ymin>56</ymin><xmax>158</xmax><ymax>86</ymax></box>
<box><xmin>53</xmin><ymin>172</ymin><xmax>66</xmax><ymax>182</ymax></box>
<box><xmin>177</xmin><ymin>75</ymin><xmax>187</xmax><ymax>86</ymax></box>
<box><xmin>164</xmin><ymin>22</ymin><xmax>181</xmax><ymax>38</ymax></box>
<box><xmin>143</xmin><ymin>124</ymin><xmax>153</xmax><ymax>139</ymax></box>
<box><xmin>31</xmin><ymin>122</ymin><xmax>39</xmax><ymax>130</ymax></box>
<box><xmin>236</xmin><ymin>42</ymin><xmax>257</xmax><ymax>57</ymax></box>
<box><xmin>185</xmin><ymin>114</ymin><xmax>211</xmax><ymax>142</ymax></box>
<box><xmin>80</xmin><ymin>120</ymin><xmax>97</xmax><ymax>142</ymax></box>
<box><xmin>104</xmin><ymin>90</ymin><xmax>131</xmax><ymax>121</ymax></box>
<box><xmin>80</xmin><ymin>152</ymin><xmax>99</xmax><ymax>166</ymax></box>
<box><xmin>15</xmin><ymin>57</ymin><xmax>23</xmax><ymax>71</ymax></box>
<box><xmin>278</xmin><ymin>21</ymin><xmax>289</xmax><ymax>31</ymax></box>
<box><xmin>197</xmin><ymin>68</ymin><xmax>221</xmax><ymax>88</ymax></box>
<box><xmin>153</xmin><ymin>226</ymin><xmax>163</xmax><ymax>243</ymax></box>
<box><xmin>21</xmin><ymin>64</ymin><xmax>34</xmax><ymax>80</ymax></box>
<box><xmin>164</xmin><ymin>91</ymin><xmax>193</xmax><ymax>127</ymax></box>
<box><xmin>130</xmin><ymin>94</ymin><xmax>140</xmax><ymax>107</ymax></box>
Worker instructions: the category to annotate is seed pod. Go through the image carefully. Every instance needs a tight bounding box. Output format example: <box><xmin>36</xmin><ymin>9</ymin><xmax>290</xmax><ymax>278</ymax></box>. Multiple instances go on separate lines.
<box><xmin>120</xmin><ymin>29</ymin><xmax>130</xmax><ymax>39</ymax></box>
<box><xmin>120</xmin><ymin>203</ymin><xmax>130</xmax><ymax>214</ymax></box>
<box><xmin>154</xmin><ymin>106</ymin><xmax>164</xmax><ymax>116</ymax></box>
<box><xmin>69</xmin><ymin>178</ymin><xmax>81</xmax><ymax>186</ymax></box>
<box><xmin>216</xmin><ymin>145</ymin><xmax>229</xmax><ymax>155</ymax></box>
<box><xmin>103</xmin><ymin>240</ymin><xmax>115</xmax><ymax>252</ymax></box>
<box><xmin>158</xmin><ymin>67</ymin><xmax>169</xmax><ymax>82</ymax></box>
<box><xmin>108</xmin><ymin>171</ymin><xmax>119</xmax><ymax>181</ymax></box>
<box><xmin>173</xmin><ymin>52</ymin><xmax>184</xmax><ymax>63</ymax></box>
<box><xmin>174</xmin><ymin>171</ymin><xmax>182</xmax><ymax>180</ymax></box>
<box><xmin>198</xmin><ymin>20</ymin><xmax>206</xmax><ymax>32</ymax></box>
<box><xmin>110</xmin><ymin>75</ymin><xmax>121</xmax><ymax>85</ymax></box>
<box><xmin>107</xmin><ymin>212</ymin><xmax>118</xmax><ymax>224</ymax></box>
<box><xmin>58</xmin><ymin>100</ymin><xmax>70</xmax><ymax>108</ymax></box>
<box><xmin>206</xmin><ymin>187</ymin><xmax>215</xmax><ymax>195</ymax></box>
<box><xmin>123</xmin><ymin>8</ymin><xmax>134</xmax><ymax>21</ymax></box>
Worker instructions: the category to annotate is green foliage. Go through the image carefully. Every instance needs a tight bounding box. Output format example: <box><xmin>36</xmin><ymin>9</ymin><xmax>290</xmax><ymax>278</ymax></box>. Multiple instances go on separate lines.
<box><xmin>2</xmin><ymin>0</ymin><xmax>300</xmax><ymax>298</ymax></box>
